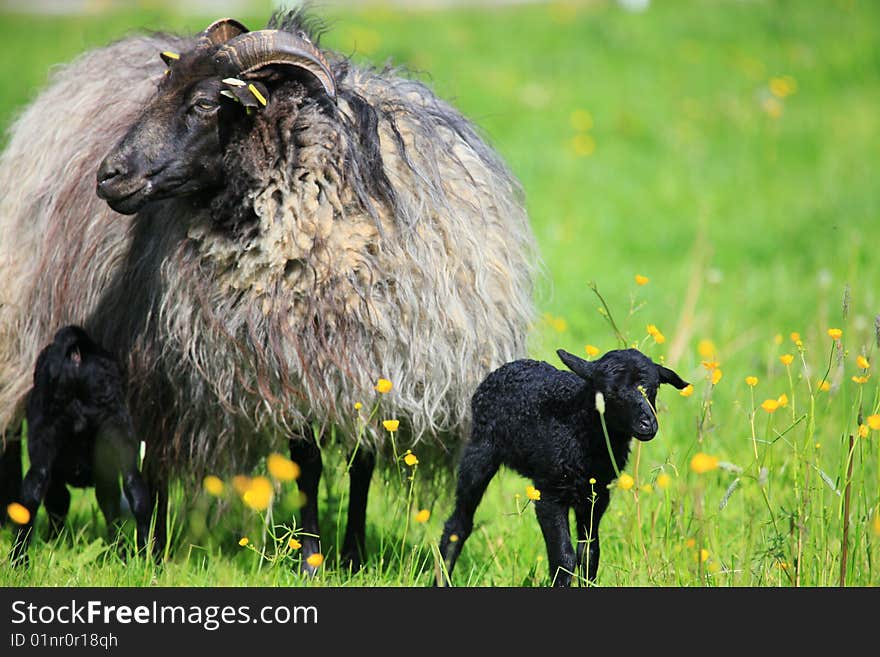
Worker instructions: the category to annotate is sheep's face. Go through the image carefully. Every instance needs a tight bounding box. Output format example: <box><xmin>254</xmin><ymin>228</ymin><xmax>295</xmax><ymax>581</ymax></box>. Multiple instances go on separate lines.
<box><xmin>96</xmin><ymin>20</ymin><xmax>336</xmax><ymax>215</ymax></box>
<box><xmin>557</xmin><ymin>348</ymin><xmax>689</xmax><ymax>441</ymax></box>
<box><xmin>97</xmin><ymin>67</ymin><xmax>228</xmax><ymax>215</ymax></box>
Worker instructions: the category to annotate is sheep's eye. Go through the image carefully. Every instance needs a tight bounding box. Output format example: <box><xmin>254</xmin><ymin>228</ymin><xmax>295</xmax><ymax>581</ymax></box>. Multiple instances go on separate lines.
<box><xmin>191</xmin><ymin>99</ymin><xmax>218</xmax><ymax>114</ymax></box>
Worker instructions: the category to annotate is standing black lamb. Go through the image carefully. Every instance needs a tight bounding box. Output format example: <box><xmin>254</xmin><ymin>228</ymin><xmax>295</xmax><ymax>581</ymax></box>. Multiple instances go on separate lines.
<box><xmin>438</xmin><ymin>348</ymin><xmax>689</xmax><ymax>587</ymax></box>
<box><xmin>10</xmin><ymin>325</ymin><xmax>151</xmax><ymax>566</ymax></box>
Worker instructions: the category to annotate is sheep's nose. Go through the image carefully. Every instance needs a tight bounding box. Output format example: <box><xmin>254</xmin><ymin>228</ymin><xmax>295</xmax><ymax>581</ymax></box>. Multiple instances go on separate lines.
<box><xmin>96</xmin><ymin>157</ymin><xmax>125</xmax><ymax>192</ymax></box>
<box><xmin>637</xmin><ymin>416</ymin><xmax>658</xmax><ymax>436</ymax></box>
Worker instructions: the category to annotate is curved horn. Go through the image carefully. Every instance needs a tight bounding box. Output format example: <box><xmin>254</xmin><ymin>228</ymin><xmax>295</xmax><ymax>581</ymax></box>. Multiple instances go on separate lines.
<box><xmin>214</xmin><ymin>29</ymin><xmax>337</xmax><ymax>102</ymax></box>
<box><xmin>198</xmin><ymin>18</ymin><xmax>249</xmax><ymax>48</ymax></box>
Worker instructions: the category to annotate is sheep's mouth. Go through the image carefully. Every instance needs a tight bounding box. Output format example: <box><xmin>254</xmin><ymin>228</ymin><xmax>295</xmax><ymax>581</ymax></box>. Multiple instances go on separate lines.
<box><xmin>633</xmin><ymin>432</ymin><xmax>656</xmax><ymax>442</ymax></box>
<box><xmin>98</xmin><ymin>181</ymin><xmax>151</xmax><ymax>215</ymax></box>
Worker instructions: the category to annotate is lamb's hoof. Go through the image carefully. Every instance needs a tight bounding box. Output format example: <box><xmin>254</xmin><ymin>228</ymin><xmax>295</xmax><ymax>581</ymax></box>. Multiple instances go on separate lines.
<box><xmin>339</xmin><ymin>550</ymin><xmax>363</xmax><ymax>574</ymax></box>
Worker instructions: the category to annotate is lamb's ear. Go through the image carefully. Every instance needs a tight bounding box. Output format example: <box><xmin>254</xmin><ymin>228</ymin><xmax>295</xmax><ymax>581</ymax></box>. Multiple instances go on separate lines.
<box><xmin>557</xmin><ymin>349</ymin><xmax>595</xmax><ymax>381</ymax></box>
<box><xmin>657</xmin><ymin>364</ymin><xmax>689</xmax><ymax>390</ymax></box>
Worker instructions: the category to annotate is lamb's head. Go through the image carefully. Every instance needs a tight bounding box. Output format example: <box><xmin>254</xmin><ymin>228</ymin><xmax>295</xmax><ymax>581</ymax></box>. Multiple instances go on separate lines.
<box><xmin>96</xmin><ymin>18</ymin><xmax>337</xmax><ymax>215</ymax></box>
<box><xmin>557</xmin><ymin>348</ymin><xmax>689</xmax><ymax>441</ymax></box>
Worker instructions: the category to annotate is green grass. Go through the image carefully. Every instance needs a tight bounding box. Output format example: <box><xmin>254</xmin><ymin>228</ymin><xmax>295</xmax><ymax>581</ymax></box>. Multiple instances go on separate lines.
<box><xmin>1</xmin><ymin>0</ymin><xmax>879</xmax><ymax>586</ymax></box>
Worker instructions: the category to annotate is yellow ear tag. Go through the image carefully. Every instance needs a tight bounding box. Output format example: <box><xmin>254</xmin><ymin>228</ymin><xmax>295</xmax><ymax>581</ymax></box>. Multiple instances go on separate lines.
<box><xmin>248</xmin><ymin>84</ymin><xmax>267</xmax><ymax>107</ymax></box>
<box><xmin>161</xmin><ymin>51</ymin><xmax>180</xmax><ymax>60</ymax></box>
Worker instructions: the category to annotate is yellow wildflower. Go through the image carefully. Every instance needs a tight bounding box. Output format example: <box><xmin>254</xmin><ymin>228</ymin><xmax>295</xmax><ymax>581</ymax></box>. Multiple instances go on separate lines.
<box><xmin>777</xmin><ymin>393</ymin><xmax>789</xmax><ymax>407</ymax></box>
<box><xmin>790</xmin><ymin>332</ymin><xmax>801</xmax><ymax>343</ymax></box>
<box><xmin>588</xmin><ymin>477</ymin><xmax>597</xmax><ymax>485</ymax></box>
<box><xmin>762</xmin><ymin>399</ymin><xmax>779</xmax><ymax>413</ymax></box>
<box><xmin>856</xmin><ymin>355</ymin><xmax>870</xmax><ymax>369</ymax></box>
<box><xmin>242</xmin><ymin>476</ymin><xmax>273</xmax><ymax>512</ymax></box>
<box><xmin>7</xmin><ymin>502</ymin><xmax>30</xmax><ymax>525</ymax></box>
<box><xmin>779</xmin><ymin>354</ymin><xmax>794</xmax><ymax>366</ymax></box>
<box><xmin>690</xmin><ymin>453</ymin><xmax>719</xmax><ymax>474</ymax></box>
<box><xmin>403</xmin><ymin>451</ymin><xmax>419</xmax><ymax>466</ymax></box>
<box><xmin>701</xmin><ymin>360</ymin><xmax>719</xmax><ymax>371</ymax></box>
<box><xmin>232</xmin><ymin>475</ymin><xmax>252</xmax><ymax>495</ymax></box>
<box><xmin>711</xmin><ymin>368</ymin><xmax>723</xmax><ymax>385</ymax></box>
<box><xmin>267</xmin><ymin>453</ymin><xmax>300</xmax><ymax>482</ymax></box>
<box><xmin>383</xmin><ymin>419</ymin><xmax>400</xmax><ymax>432</ymax></box>
<box><xmin>773</xmin><ymin>334</ymin><xmax>783</xmax><ymax>345</ymax></box>
<box><xmin>818</xmin><ymin>380</ymin><xmax>831</xmax><ymax>392</ymax></box>
<box><xmin>866</xmin><ymin>414</ymin><xmax>880</xmax><ymax>430</ymax></box>
<box><xmin>680</xmin><ymin>384</ymin><xmax>694</xmax><ymax>397</ymax></box>
<box><xmin>585</xmin><ymin>344</ymin><xmax>600</xmax><ymax>357</ymax></box>
<box><xmin>858</xmin><ymin>424</ymin><xmax>869</xmax><ymax>439</ymax></box>
<box><xmin>354</xmin><ymin>402</ymin><xmax>363</xmax><ymax>410</ymax></box>
<box><xmin>288</xmin><ymin>538</ymin><xmax>302</xmax><ymax>550</ymax></box>
<box><xmin>635</xmin><ymin>274</ymin><xmax>649</xmax><ymax>286</ymax></box>
<box><xmin>852</xmin><ymin>375</ymin><xmax>870</xmax><ymax>385</ymax></box>
<box><xmin>375</xmin><ymin>378</ymin><xmax>393</xmax><ymax>394</ymax></box>
<box><xmin>306</xmin><ymin>553</ymin><xmax>325</xmax><ymax>569</ymax></box>
<box><xmin>640</xmin><ymin>484</ymin><xmax>653</xmax><ymax>494</ymax></box>
<box><xmin>828</xmin><ymin>328</ymin><xmax>843</xmax><ymax>340</ymax></box>
<box><xmin>414</xmin><ymin>509</ymin><xmax>430</xmax><ymax>523</ymax></box>
<box><xmin>656</xmin><ymin>472</ymin><xmax>672</xmax><ymax>490</ymax></box>
<box><xmin>873</xmin><ymin>513</ymin><xmax>880</xmax><ymax>536</ymax></box>
<box><xmin>685</xmin><ymin>538</ymin><xmax>696</xmax><ymax>548</ymax></box>
<box><xmin>203</xmin><ymin>475</ymin><xmax>224</xmax><ymax>497</ymax></box>
<box><xmin>239</xmin><ymin>537</ymin><xmax>249</xmax><ymax>547</ymax></box>
<box><xmin>745</xmin><ymin>376</ymin><xmax>759</xmax><ymax>387</ymax></box>
<box><xmin>697</xmin><ymin>548</ymin><xmax>710</xmax><ymax>563</ymax></box>
<box><xmin>697</xmin><ymin>339</ymin><xmax>716</xmax><ymax>359</ymax></box>
<box><xmin>525</xmin><ymin>485</ymin><xmax>541</xmax><ymax>501</ymax></box>
<box><xmin>616</xmin><ymin>473</ymin><xmax>634</xmax><ymax>491</ymax></box>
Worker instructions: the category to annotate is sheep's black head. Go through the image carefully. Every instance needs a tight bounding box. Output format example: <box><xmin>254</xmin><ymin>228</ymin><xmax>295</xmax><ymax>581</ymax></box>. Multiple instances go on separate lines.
<box><xmin>96</xmin><ymin>18</ymin><xmax>337</xmax><ymax>215</ymax></box>
<box><xmin>557</xmin><ymin>348</ymin><xmax>688</xmax><ymax>442</ymax></box>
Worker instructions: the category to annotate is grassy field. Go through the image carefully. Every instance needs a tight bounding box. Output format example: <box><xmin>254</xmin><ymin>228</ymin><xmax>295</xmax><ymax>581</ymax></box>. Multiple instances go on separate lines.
<box><xmin>1</xmin><ymin>0</ymin><xmax>879</xmax><ymax>586</ymax></box>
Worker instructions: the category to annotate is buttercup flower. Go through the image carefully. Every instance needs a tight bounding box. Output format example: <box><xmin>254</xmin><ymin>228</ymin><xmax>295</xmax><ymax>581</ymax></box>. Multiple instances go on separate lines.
<box><xmin>383</xmin><ymin>419</ymin><xmax>400</xmax><ymax>432</ymax></box>
<box><xmin>762</xmin><ymin>399</ymin><xmax>780</xmax><ymax>413</ymax></box>
<box><xmin>414</xmin><ymin>509</ymin><xmax>430</xmax><ymax>523</ymax></box>
<box><xmin>306</xmin><ymin>553</ymin><xmax>325</xmax><ymax>568</ymax></box>
<box><xmin>680</xmin><ymin>384</ymin><xmax>694</xmax><ymax>397</ymax></box>
<box><xmin>585</xmin><ymin>344</ymin><xmax>600</xmax><ymax>357</ymax></box>
<box><xmin>242</xmin><ymin>476</ymin><xmax>273</xmax><ymax>512</ymax></box>
<box><xmin>403</xmin><ymin>451</ymin><xmax>419</xmax><ymax>466</ymax></box>
<box><xmin>375</xmin><ymin>378</ymin><xmax>393</xmax><ymax>394</ymax></box>
<box><xmin>867</xmin><ymin>415</ymin><xmax>880</xmax><ymax>430</ymax></box>
<box><xmin>690</xmin><ymin>453</ymin><xmax>719</xmax><ymax>473</ymax></box>
<box><xmin>779</xmin><ymin>354</ymin><xmax>794</xmax><ymax>366</ymax></box>
<box><xmin>745</xmin><ymin>376</ymin><xmax>759</xmax><ymax>387</ymax></box>
<box><xmin>635</xmin><ymin>274</ymin><xmax>649</xmax><ymax>286</ymax></box>
<box><xmin>289</xmin><ymin>538</ymin><xmax>302</xmax><ymax>550</ymax></box>
<box><xmin>239</xmin><ymin>537</ymin><xmax>249</xmax><ymax>547</ymax></box>
<box><xmin>656</xmin><ymin>472</ymin><xmax>672</xmax><ymax>490</ymax></box>
<box><xmin>203</xmin><ymin>475</ymin><xmax>224</xmax><ymax>497</ymax></box>
<box><xmin>856</xmin><ymin>355</ymin><xmax>870</xmax><ymax>369</ymax></box>
<box><xmin>7</xmin><ymin>503</ymin><xmax>30</xmax><ymax>525</ymax></box>
<box><xmin>828</xmin><ymin>328</ymin><xmax>843</xmax><ymax>340</ymax></box>
<box><xmin>616</xmin><ymin>473</ymin><xmax>634</xmax><ymax>490</ymax></box>
<box><xmin>525</xmin><ymin>485</ymin><xmax>541</xmax><ymax>501</ymax></box>
<box><xmin>267</xmin><ymin>453</ymin><xmax>300</xmax><ymax>482</ymax></box>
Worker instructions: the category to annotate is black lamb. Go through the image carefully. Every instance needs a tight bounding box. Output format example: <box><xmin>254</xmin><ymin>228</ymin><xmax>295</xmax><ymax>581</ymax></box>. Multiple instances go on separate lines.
<box><xmin>438</xmin><ymin>348</ymin><xmax>689</xmax><ymax>587</ymax></box>
<box><xmin>10</xmin><ymin>325</ymin><xmax>151</xmax><ymax>566</ymax></box>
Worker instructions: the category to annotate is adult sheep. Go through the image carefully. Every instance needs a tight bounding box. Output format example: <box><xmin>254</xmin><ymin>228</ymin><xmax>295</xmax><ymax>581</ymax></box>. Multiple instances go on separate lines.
<box><xmin>0</xmin><ymin>11</ymin><xmax>538</xmax><ymax>570</ymax></box>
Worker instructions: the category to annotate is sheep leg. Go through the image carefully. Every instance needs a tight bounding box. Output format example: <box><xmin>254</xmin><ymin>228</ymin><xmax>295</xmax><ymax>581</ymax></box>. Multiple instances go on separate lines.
<box><xmin>10</xmin><ymin>465</ymin><xmax>53</xmax><ymax>567</ymax></box>
<box><xmin>341</xmin><ymin>447</ymin><xmax>375</xmax><ymax>573</ymax></box>
<box><xmin>108</xmin><ymin>423</ymin><xmax>152</xmax><ymax>554</ymax></box>
<box><xmin>43</xmin><ymin>477</ymin><xmax>71</xmax><ymax>540</ymax></box>
<box><xmin>0</xmin><ymin>429</ymin><xmax>23</xmax><ymax>527</ymax></box>
<box><xmin>535</xmin><ymin>498</ymin><xmax>576</xmax><ymax>587</ymax></box>
<box><xmin>290</xmin><ymin>437</ymin><xmax>323</xmax><ymax>575</ymax></box>
<box><xmin>437</xmin><ymin>441</ymin><xmax>499</xmax><ymax>585</ymax></box>
<box><xmin>142</xmin><ymin>447</ymin><xmax>168</xmax><ymax>561</ymax></box>
<box><xmin>575</xmin><ymin>491</ymin><xmax>609</xmax><ymax>584</ymax></box>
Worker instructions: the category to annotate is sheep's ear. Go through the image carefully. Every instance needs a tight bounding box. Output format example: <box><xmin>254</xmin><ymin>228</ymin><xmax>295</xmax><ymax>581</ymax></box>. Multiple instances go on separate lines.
<box><xmin>557</xmin><ymin>349</ymin><xmax>595</xmax><ymax>381</ymax></box>
<box><xmin>657</xmin><ymin>364</ymin><xmax>689</xmax><ymax>389</ymax></box>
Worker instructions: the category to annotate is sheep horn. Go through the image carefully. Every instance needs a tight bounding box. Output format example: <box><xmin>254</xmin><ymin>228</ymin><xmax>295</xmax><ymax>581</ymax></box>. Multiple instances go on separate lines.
<box><xmin>198</xmin><ymin>18</ymin><xmax>249</xmax><ymax>49</ymax></box>
<box><xmin>214</xmin><ymin>29</ymin><xmax>337</xmax><ymax>102</ymax></box>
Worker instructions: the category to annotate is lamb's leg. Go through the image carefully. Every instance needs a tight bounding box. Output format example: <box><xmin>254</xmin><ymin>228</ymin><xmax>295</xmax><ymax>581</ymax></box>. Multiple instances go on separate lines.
<box><xmin>44</xmin><ymin>478</ymin><xmax>70</xmax><ymax>540</ymax></box>
<box><xmin>11</xmin><ymin>466</ymin><xmax>52</xmax><ymax>566</ymax></box>
<box><xmin>10</xmin><ymin>424</ymin><xmax>58</xmax><ymax>567</ymax></box>
<box><xmin>102</xmin><ymin>420</ymin><xmax>152</xmax><ymax>554</ymax></box>
<box><xmin>575</xmin><ymin>490</ymin><xmax>609</xmax><ymax>584</ymax></box>
<box><xmin>438</xmin><ymin>440</ymin><xmax>499</xmax><ymax>585</ymax></box>
<box><xmin>290</xmin><ymin>436</ymin><xmax>323</xmax><ymax>575</ymax></box>
<box><xmin>93</xmin><ymin>431</ymin><xmax>122</xmax><ymax>545</ymax></box>
<box><xmin>0</xmin><ymin>429</ymin><xmax>23</xmax><ymax>527</ymax></box>
<box><xmin>535</xmin><ymin>498</ymin><xmax>576</xmax><ymax>587</ymax></box>
<box><xmin>341</xmin><ymin>447</ymin><xmax>375</xmax><ymax>573</ymax></box>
